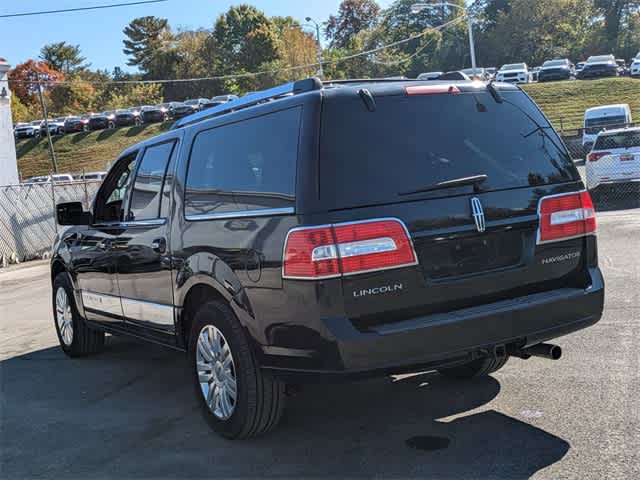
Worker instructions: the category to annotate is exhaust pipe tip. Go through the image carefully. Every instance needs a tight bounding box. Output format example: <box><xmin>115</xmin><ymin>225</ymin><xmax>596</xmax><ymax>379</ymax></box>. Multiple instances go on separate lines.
<box><xmin>513</xmin><ymin>343</ymin><xmax>562</xmax><ymax>360</ymax></box>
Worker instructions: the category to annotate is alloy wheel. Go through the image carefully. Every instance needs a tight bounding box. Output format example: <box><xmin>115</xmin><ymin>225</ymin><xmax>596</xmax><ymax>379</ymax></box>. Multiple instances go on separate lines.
<box><xmin>196</xmin><ymin>325</ymin><xmax>237</xmax><ymax>420</ymax></box>
<box><xmin>55</xmin><ymin>287</ymin><xmax>73</xmax><ymax>346</ymax></box>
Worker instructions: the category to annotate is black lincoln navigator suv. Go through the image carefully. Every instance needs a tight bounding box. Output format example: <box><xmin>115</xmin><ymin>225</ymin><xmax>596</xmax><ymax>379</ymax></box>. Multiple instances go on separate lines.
<box><xmin>51</xmin><ymin>77</ymin><xmax>604</xmax><ymax>439</ymax></box>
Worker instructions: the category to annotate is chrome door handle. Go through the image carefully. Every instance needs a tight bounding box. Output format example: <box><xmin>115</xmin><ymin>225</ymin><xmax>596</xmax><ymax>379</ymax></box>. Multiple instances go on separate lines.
<box><xmin>151</xmin><ymin>238</ymin><xmax>167</xmax><ymax>253</ymax></box>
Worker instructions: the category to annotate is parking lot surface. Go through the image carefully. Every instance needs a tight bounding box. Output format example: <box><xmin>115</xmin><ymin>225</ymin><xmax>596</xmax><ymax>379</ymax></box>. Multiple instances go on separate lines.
<box><xmin>1</xmin><ymin>208</ymin><xmax>639</xmax><ymax>479</ymax></box>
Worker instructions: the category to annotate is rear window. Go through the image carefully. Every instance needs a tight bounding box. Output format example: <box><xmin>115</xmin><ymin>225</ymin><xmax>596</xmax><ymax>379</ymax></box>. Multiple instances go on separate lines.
<box><xmin>320</xmin><ymin>91</ymin><xmax>577</xmax><ymax>210</ymax></box>
<box><xmin>594</xmin><ymin>131</ymin><xmax>640</xmax><ymax>150</ymax></box>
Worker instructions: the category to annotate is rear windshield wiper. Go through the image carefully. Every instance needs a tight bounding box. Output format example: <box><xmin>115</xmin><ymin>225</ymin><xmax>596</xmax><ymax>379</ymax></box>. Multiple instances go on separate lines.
<box><xmin>399</xmin><ymin>174</ymin><xmax>488</xmax><ymax>196</ymax></box>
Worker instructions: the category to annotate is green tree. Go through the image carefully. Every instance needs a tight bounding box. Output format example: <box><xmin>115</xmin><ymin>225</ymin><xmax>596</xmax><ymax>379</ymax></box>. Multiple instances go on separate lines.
<box><xmin>593</xmin><ymin>0</ymin><xmax>640</xmax><ymax>49</ymax></box>
<box><xmin>40</xmin><ymin>42</ymin><xmax>89</xmax><ymax>74</ymax></box>
<box><xmin>10</xmin><ymin>93</ymin><xmax>37</xmax><ymax>124</ymax></box>
<box><xmin>123</xmin><ymin>16</ymin><xmax>173</xmax><ymax>76</ymax></box>
<box><xmin>105</xmin><ymin>83</ymin><xmax>163</xmax><ymax>109</ymax></box>
<box><xmin>210</xmin><ymin>5</ymin><xmax>279</xmax><ymax>91</ymax></box>
<box><xmin>325</xmin><ymin>0</ymin><xmax>381</xmax><ymax>49</ymax></box>
<box><xmin>482</xmin><ymin>0</ymin><xmax>593</xmax><ymax>67</ymax></box>
<box><xmin>49</xmin><ymin>78</ymin><xmax>96</xmax><ymax>115</ymax></box>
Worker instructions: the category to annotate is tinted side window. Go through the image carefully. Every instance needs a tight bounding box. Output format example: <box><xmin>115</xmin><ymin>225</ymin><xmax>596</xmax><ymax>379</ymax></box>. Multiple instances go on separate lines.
<box><xmin>128</xmin><ymin>141</ymin><xmax>175</xmax><ymax>221</ymax></box>
<box><xmin>185</xmin><ymin>106</ymin><xmax>301</xmax><ymax>217</ymax></box>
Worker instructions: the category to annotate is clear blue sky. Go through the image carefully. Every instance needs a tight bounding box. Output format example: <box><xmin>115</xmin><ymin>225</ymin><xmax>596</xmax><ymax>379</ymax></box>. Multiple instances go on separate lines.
<box><xmin>0</xmin><ymin>0</ymin><xmax>395</xmax><ymax>72</ymax></box>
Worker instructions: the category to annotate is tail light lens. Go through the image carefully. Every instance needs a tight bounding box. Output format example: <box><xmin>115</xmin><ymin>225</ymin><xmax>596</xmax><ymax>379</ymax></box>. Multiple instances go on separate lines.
<box><xmin>537</xmin><ymin>191</ymin><xmax>596</xmax><ymax>244</ymax></box>
<box><xmin>283</xmin><ymin>219</ymin><xmax>417</xmax><ymax>280</ymax></box>
<box><xmin>587</xmin><ymin>151</ymin><xmax>610</xmax><ymax>162</ymax></box>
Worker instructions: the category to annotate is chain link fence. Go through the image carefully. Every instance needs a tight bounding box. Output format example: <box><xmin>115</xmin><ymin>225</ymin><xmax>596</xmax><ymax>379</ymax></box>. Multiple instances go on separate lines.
<box><xmin>0</xmin><ymin>179</ymin><xmax>101</xmax><ymax>266</ymax></box>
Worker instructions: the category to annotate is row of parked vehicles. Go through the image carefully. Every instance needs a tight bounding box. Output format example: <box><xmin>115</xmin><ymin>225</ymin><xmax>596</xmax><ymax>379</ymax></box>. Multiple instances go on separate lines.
<box><xmin>418</xmin><ymin>52</ymin><xmax>640</xmax><ymax>84</ymax></box>
<box><xmin>13</xmin><ymin>94</ymin><xmax>239</xmax><ymax>140</ymax></box>
<box><xmin>22</xmin><ymin>171</ymin><xmax>107</xmax><ymax>184</ymax></box>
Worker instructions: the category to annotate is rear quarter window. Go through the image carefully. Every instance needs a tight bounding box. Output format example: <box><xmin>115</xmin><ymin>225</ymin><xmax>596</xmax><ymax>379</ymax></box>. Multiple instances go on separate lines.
<box><xmin>185</xmin><ymin>106</ymin><xmax>301</xmax><ymax>217</ymax></box>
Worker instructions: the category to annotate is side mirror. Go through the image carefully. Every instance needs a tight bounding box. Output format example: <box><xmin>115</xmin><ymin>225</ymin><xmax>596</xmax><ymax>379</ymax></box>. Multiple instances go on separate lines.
<box><xmin>56</xmin><ymin>202</ymin><xmax>91</xmax><ymax>226</ymax></box>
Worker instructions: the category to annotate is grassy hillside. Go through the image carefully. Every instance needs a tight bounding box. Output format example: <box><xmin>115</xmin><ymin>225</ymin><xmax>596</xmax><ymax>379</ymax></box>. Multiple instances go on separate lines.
<box><xmin>15</xmin><ymin>77</ymin><xmax>640</xmax><ymax>178</ymax></box>
<box><xmin>523</xmin><ymin>77</ymin><xmax>639</xmax><ymax>132</ymax></box>
<box><xmin>16</xmin><ymin>122</ymin><xmax>172</xmax><ymax>179</ymax></box>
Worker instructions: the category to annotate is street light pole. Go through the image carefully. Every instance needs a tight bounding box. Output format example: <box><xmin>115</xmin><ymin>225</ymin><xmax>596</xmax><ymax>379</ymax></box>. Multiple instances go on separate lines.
<box><xmin>305</xmin><ymin>16</ymin><xmax>324</xmax><ymax>79</ymax></box>
<box><xmin>411</xmin><ymin>2</ymin><xmax>477</xmax><ymax>76</ymax></box>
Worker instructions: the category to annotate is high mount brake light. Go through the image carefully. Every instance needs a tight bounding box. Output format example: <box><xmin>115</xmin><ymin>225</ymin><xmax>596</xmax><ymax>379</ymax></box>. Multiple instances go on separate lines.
<box><xmin>537</xmin><ymin>191</ymin><xmax>597</xmax><ymax>244</ymax></box>
<box><xmin>282</xmin><ymin>219</ymin><xmax>417</xmax><ymax>280</ymax></box>
<box><xmin>405</xmin><ymin>85</ymin><xmax>461</xmax><ymax>95</ymax></box>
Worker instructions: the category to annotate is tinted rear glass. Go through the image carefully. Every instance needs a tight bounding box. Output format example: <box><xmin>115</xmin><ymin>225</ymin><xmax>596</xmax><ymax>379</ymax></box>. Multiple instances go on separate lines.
<box><xmin>320</xmin><ymin>91</ymin><xmax>578</xmax><ymax>209</ymax></box>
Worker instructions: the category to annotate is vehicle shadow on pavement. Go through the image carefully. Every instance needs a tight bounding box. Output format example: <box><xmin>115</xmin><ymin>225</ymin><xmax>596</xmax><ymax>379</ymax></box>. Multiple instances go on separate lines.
<box><xmin>1</xmin><ymin>336</ymin><xmax>569</xmax><ymax>478</ymax></box>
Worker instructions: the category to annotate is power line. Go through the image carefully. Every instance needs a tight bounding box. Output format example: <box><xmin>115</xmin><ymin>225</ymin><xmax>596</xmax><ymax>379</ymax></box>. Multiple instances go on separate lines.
<box><xmin>0</xmin><ymin>0</ymin><xmax>168</xmax><ymax>19</ymax></box>
<box><xmin>9</xmin><ymin>18</ymin><xmax>465</xmax><ymax>85</ymax></box>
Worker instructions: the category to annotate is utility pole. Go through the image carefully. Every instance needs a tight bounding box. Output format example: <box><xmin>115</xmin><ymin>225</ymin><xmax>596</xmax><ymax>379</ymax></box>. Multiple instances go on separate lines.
<box><xmin>35</xmin><ymin>71</ymin><xmax>57</xmax><ymax>173</ymax></box>
<box><xmin>305</xmin><ymin>17</ymin><xmax>324</xmax><ymax>79</ymax></box>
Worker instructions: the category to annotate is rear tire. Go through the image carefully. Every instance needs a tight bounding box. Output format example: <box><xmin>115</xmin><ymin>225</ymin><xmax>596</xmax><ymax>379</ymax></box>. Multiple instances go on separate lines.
<box><xmin>52</xmin><ymin>273</ymin><xmax>105</xmax><ymax>357</ymax></box>
<box><xmin>189</xmin><ymin>300</ymin><xmax>285</xmax><ymax>439</ymax></box>
<box><xmin>438</xmin><ymin>356</ymin><xmax>509</xmax><ymax>379</ymax></box>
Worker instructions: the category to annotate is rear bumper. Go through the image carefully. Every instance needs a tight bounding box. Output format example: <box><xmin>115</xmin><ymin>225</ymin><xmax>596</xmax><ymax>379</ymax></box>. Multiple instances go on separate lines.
<box><xmin>261</xmin><ymin>268</ymin><xmax>604</xmax><ymax>376</ymax></box>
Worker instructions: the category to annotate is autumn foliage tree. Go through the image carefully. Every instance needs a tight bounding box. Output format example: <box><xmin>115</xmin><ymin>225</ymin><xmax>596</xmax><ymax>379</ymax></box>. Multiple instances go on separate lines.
<box><xmin>8</xmin><ymin>60</ymin><xmax>64</xmax><ymax>106</ymax></box>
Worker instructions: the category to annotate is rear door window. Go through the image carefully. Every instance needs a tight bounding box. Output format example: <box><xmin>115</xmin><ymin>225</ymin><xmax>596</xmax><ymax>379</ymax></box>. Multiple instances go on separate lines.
<box><xmin>128</xmin><ymin>141</ymin><xmax>175</xmax><ymax>221</ymax></box>
<box><xmin>320</xmin><ymin>91</ymin><xmax>578</xmax><ymax>210</ymax></box>
<box><xmin>185</xmin><ymin>106</ymin><xmax>301</xmax><ymax>217</ymax></box>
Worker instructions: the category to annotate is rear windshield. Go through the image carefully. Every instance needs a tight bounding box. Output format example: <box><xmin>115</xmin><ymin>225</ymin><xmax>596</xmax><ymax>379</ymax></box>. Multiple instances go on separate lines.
<box><xmin>543</xmin><ymin>60</ymin><xmax>566</xmax><ymax>67</ymax></box>
<box><xmin>594</xmin><ymin>131</ymin><xmax>640</xmax><ymax>149</ymax></box>
<box><xmin>320</xmin><ymin>91</ymin><xmax>578</xmax><ymax>209</ymax></box>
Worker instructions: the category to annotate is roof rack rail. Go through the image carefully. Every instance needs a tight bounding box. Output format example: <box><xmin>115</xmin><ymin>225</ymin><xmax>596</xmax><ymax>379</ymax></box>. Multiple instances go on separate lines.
<box><xmin>322</xmin><ymin>78</ymin><xmax>425</xmax><ymax>86</ymax></box>
<box><xmin>172</xmin><ymin>77</ymin><xmax>322</xmax><ymax>129</ymax></box>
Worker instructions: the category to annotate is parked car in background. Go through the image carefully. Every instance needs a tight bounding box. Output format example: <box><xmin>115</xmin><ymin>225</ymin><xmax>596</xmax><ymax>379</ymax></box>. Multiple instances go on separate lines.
<box><xmin>615</xmin><ymin>59</ymin><xmax>628</xmax><ymax>76</ymax></box>
<box><xmin>24</xmin><ymin>173</ymin><xmax>74</xmax><ymax>184</ymax></box>
<box><xmin>183</xmin><ymin>98</ymin><xmax>210</xmax><ymax>112</ymax></box>
<box><xmin>460</xmin><ymin>67</ymin><xmax>490</xmax><ymax>80</ymax></box>
<box><xmin>141</xmin><ymin>105</ymin><xmax>170</xmax><ymax>123</ymax></box>
<box><xmin>582</xmin><ymin>104</ymin><xmax>633</xmax><ymax>153</ymax></box>
<box><xmin>72</xmin><ymin>171</ymin><xmax>107</xmax><ymax>181</ymax></box>
<box><xmin>115</xmin><ymin>109</ymin><xmax>142</xmax><ymax>127</ymax></box>
<box><xmin>538</xmin><ymin>59</ymin><xmax>574</xmax><ymax>82</ymax></box>
<box><xmin>531</xmin><ymin>66</ymin><xmax>541</xmax><ymax>82</ymax></box>
<box><xmin>417</xmin><ymin>71</ymin><xmax>444</xmax><ymax>80</ymax></box>
<box><xmin>171</xmin><ymin>101</ymin><xmax>198</xmax><ymax>119</ymax></box>
<box><xmin>485</xmin><ymin>67</ymin><xmax>497</xmax><ymax>79</ymax></box>
<box><xmin>88</xmin><ymin>112</ymin><xmax>115</xmax><ymax>131</ymax></box>
<box><xmin>577</xmin><ymin>55</ymin><xmax>618</xmax><ymax>79</ymax></box>
<box><xmin>64</xmin><ymin>116</ymin><xmax>90</xmax><ymax>133</ymax></box>
<box><xmin>14</xmin><ymin>121</ymin><xmax>41</xmax><ymax>139</ymax></box>
<box><xmin>211</xmin><ymin>94</ymin><xmax>239</xmax><ymax>104</ymax></box>
<box><xmin>39</xmin><ymin>119</ymin><xmax>63</xmax><ymax>136</ymax></box>
<box><xmin>586</xmin><ymin>127</ymin><xmax>640</xmax><ymax>194</ymax></box>
<box><xmin>496</xmin><ymin>63</ymin><xmax>532</xmax><ymax>83</ymax></box>
<box><xmin>631</xmin><ymin>56</ymin><xmax>640</xmax><ymax>78</ymax></box>
<box><xmin>575</xmin><ymin>62</ymin><xmax>586</xmax><ymax>75</ymax></box>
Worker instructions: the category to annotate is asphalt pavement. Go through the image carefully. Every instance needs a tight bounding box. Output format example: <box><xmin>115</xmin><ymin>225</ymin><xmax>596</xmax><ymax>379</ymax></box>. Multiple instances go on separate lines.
<box><xmin>1</xmin><ymin>207</ymin><xmax>638</xmax><ymax>479</ymax></box>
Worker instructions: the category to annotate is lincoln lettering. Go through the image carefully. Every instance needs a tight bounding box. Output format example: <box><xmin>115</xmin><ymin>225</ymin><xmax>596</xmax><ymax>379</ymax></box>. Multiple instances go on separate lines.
<box><xmin>353</xmin><ymin>283</ymin><xmax>404</xmax><ymax>298</ymax></box>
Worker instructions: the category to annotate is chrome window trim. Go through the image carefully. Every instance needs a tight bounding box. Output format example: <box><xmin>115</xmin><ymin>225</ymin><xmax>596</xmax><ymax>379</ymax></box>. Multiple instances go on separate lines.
<box><xmin>185</xmin><ymin>207</ymin><xmax>295</xmax><ymax>222</ymax></box>
<box><xmin>92</xmin><ymin>218</ymin><xmax>167</xmax><ymax>228</ymax></box>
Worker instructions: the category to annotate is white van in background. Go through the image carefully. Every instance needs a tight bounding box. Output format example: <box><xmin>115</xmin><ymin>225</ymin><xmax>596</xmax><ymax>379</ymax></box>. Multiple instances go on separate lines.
<box><xmin>583</xmin><ymin>104</ymin><xmax>632</xmax><ymax>152</ymax></box>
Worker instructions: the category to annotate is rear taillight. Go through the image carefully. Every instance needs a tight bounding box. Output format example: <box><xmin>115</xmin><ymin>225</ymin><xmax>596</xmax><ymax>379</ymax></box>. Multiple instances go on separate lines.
<box><xmin>537</xmin><ymin>191</ymin><xmax>596</xmax><ymax>244</ymax></box>
<box><xmin>587</xmin><ymin>151</ymin><xmax>610</xmax><ymax>162</ymax></box>
<box><xmin>282</xmin><ymin>218</ymin><xmax>417</xmax><ymax>280</ymax></box>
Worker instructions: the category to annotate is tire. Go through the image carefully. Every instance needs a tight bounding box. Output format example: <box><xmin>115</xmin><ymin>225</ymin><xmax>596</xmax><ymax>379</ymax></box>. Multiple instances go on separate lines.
<box><xmin>189</xmin><ymin>300</ymin><xmax>285</xmax><ymax>439</ymax></box>
<box><xmin>438</xmin><ymin>356</ymin><xmax>509</xmax><ymax>379</ymax></box>
<box><xmin>52</xmin><ymin>273</ymin><xmax>105</xmax><ymax>357</ymax></box>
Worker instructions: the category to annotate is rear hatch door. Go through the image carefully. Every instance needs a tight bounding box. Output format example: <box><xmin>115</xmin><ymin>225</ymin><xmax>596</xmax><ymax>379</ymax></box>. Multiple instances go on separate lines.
<box><xmin>319</xmin><ymin>85</ymin><xmax>590</xmax><ymax>330</ymax></box>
